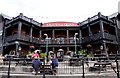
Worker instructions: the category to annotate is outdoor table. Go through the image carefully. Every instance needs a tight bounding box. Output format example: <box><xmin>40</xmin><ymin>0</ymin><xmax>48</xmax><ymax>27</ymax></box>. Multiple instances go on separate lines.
<box><xmin>94</xmin><ymin>61</ymin><xmax>116</xmax><ymax>73</ymax></box>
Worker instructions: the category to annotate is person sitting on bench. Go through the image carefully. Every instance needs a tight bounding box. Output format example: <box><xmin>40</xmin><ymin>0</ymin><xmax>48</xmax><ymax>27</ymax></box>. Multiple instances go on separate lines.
<box><xmin>51</xmin><ymin>57</ymin><xmax>58</xmax><ymax>75</ymax></box>
<box><xmin>32</xmin><ymin>56</ymin><xmax>42</xmax><ymax>75</ymax></box>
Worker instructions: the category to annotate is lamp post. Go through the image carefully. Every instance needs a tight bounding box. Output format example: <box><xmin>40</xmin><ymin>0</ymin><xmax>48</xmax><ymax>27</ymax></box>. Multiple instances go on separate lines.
<box><xmin>15</xmin><ymin>41</ymin><xmax>19</xmax><ymax>57</ymax></box>
<box><xmin>74</xmin><ymin>33</ymin><xmax>78</xmax><ymax>55</ymax></box>
<box><xmin>43</xmin><ymin>33</ymin><xmax>48</xmax><ymax>78</ymax></box>
<box><xmin>44</xmin><ymin>33</ymin><xmax>48</xmax><ymax>59</ymax></box>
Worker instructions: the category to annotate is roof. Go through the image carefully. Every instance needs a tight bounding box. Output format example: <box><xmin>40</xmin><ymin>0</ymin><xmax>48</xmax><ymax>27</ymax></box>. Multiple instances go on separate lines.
<box><xmin>0</xmin><ymin>13</ymin><xmax>12</xmax><ymax>20</ymax></box>
<box><xmin>42</xmin><ymin>21</ymin><xmax>79</xmax><ymax>27</ymax></box>
<box><xmin>108</xmin><ymin>12</ymin><xmax>118</xmax><ymax>19</ymax></box>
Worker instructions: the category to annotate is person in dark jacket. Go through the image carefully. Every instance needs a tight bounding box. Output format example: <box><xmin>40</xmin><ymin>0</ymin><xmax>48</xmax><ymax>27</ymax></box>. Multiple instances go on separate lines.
<box><xmin>32</xmin><ymin>57</ymin><xmax>42</xmax><ymax>75</ymax></box>
<box><xmin>51</xmin><ymin>58</ymin><xmax>58</xmax><ymax>75</ymax></box>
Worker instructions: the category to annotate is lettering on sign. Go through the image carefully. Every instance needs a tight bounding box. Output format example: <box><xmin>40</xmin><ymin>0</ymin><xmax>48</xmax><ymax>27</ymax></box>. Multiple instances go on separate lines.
<box><xmin>42</xmin><ymin>22</ymin><xmax>79</xmax><ymax>27</ymax></box>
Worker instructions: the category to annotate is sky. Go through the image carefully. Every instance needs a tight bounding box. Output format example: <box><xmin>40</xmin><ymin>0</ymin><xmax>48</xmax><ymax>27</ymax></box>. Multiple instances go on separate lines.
<box><xmin>0</xmin><ymin>0</ymin><xmax>120</xmax><ymax>23</ymax></box>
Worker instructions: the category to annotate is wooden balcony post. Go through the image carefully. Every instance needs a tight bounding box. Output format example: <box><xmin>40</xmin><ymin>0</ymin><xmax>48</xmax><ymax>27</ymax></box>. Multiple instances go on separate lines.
<box><xmin>30</xmin><ymin>26</ymin><xmax>33</xmax><ymax>42</ymax></box>
<box><xmin>18</xmin><ymin>22</ymin><xmax>22</xmax><ymax>39</ymax></box>
<box><xmin>99</xmin><ymin>20</ymin><xmax>105</xmax><ymax>39</ymax></box>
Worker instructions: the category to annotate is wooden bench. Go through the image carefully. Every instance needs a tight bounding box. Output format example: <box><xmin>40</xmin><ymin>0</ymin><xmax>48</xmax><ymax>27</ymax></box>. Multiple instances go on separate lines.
<box><xmin>3</xmin><ymin>57</ymin><xmax>57</xmax><ymax>75</ymax></box>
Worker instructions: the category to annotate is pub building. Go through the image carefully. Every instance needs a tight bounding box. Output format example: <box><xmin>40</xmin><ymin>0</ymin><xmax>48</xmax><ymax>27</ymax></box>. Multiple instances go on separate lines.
<box><xmin>0</xmin><ymin>12</ymin><xmax>120</xmax><ymax>58</ymax></box>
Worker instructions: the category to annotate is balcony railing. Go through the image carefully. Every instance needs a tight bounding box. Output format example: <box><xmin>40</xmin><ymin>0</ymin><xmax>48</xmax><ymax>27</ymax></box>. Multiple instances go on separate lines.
<box><xmin>5</xmin><ymin>34</ymin><xmax>80</xmax><ymax>45</ymax></box>
<box><xmin>32</xmin><ymin>37</ymin><xmax>40</xmax><ymax>43</ymax></box>
<box><xmin>20</xmin><ymin>35</ymin><xmax>30</xmax><ymax>42</ymax></box>
<box><xmin>5</xmin><ymin>34</ymin><xmax>30</xmax><ymax>43</ymax></box>
<box><xmin>5</xmin><ymin>34</ymin><xmax>18</xmax><ymax>42</ymax></box>
<box><xmin>104</xmin><ymin>32</ymin><xmax>117</xmax><ymax>42</ymax></box>
<box><xmin>41</xmin><ymin>38</ymin><xmax>80</xmax><ymax>44</ymax></box>
<box><xmin>81</xmin><ymin>36</ymin><xmax>90</xmax><ymax>43</ymax></box>
<box><xmin>5</xmin><ymin>33</ymin><xmax>117</xmax><ymax>45</ymax></box>
<box><xmin>81</xmin><ymin>32</ymin><xmax>117</xmax><ymax>43</ymax></box>
<box><xmin>90</xmin><ymin>33</ymin><xmax>102</xmax><ymax>41</ymax></box>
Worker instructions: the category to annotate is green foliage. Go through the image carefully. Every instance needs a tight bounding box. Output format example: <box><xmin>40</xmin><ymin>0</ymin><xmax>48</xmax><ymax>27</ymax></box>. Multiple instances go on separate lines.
<box><xmin>77</xmin><ymin>50</ymin><xmax>92</xmax><ymax>57</ymax></box>
<box><xmin>78</xmin><ymin>50</ymin><xmax>87</xmax><ymax>55</ymax></box>
<box><xmin>40</xmin><ymin>52</ymin><xmax>47</xmax><ymax>58</ymax></box>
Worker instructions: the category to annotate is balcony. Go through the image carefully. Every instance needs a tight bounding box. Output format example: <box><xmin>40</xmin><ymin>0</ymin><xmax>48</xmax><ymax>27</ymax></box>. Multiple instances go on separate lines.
<box><xmin>40</xmin><ymin>38</ymin><xmax>80</xmax><ymax>45</ymax></box>
<box><xmin>32</xmin><ymin>37</ymin><xmax>40</xmax><ymax>43</ymax></box>
<box><xmin>90</xmin><ymin>33</ymin><xmax>102</xmax><ymax>41</ymax></box>
<box><xmin>5</xmin><ymin>34</ymin><xmax>80</xmax><ymax>44</ymax></box>
<box><xmin>104</xmin><ymin>32</ymin><xmax>117</xmax><ymax>42</ymax></box>
<box><xmin>81</xmin><ymin>32</ymin><xmax>117</xmax><ymax>43</ymax></box>
<box><xmin>20</xmin><ymin>35</ymin><xmax>30</xmax><ymax>42</ymax></box>
<box><xmin>5</xmin><ymin>34</ymin><xmax>30</xmax><ymax>43</ymax></box>
<box><xmin>81</xmin><ymin>36</ymin><xmax>90</xmax><ymax>43</ymax></box>
<box><xmin>5</xmin><ymin>34</ymin><xmax>18</xmax><ymax>42</ymax></box>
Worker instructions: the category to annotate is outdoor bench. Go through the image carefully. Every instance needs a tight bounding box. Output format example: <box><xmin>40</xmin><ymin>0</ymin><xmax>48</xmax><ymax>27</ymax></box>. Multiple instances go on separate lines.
<box><xmin>3</xmin><ymin>57</ymin><xmax>55</xmax><ymax>75</ymax></box>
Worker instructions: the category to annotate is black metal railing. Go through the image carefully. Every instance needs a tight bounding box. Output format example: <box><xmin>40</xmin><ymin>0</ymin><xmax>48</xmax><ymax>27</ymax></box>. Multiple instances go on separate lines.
<box><xmin>5</xmin><ymin>34</ymin><xmax>80</xmax><ymax>44</ymax></box>
<box><xmin>20</xmin><ymin>35</ymin><xmax>30</xmax><ymax>42</ymax></box>
<box><xmin>81</xmin><ymin>32</ymin><xmax>117</xmax><ymax>43</ymax></box>
<box><xmin>2</xmin><ymin>55</ymin><xmax>120</xmax><ymax>76</ymax></box>
<box><xmin>104</xmin><ymin>32</ymin><xmax>117</xmax><ymax>42</ymax></box>
<box><xmin>41</xmin><ymin>38</ymin><xmax>80</xmax><ymax>44</ymax></box>
<box><xmin>5</xmin><ymin>34</ymin><xmax>18</xmax><ymax>42</ymax></box>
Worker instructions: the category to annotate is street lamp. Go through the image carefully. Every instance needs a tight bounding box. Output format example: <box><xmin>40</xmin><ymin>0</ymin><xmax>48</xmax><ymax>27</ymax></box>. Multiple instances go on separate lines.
<box><xmin>44</xmin><ymin>33</ymin><xmax>48</xmax><ymax>59</ymax></box>
<box><xmin>43</xmin><ymin>33</ymin><xmax>48</xmax><ymax>78</ymax></box>
<box><xmin>15</xmin><ymin>41</ymin><xmax>19</xmax><ymax>57</ymax></box>
<box><xmin>74</xmin><ymin>33</ymin><xmax>78</xmax><ymax>55</ymax></box>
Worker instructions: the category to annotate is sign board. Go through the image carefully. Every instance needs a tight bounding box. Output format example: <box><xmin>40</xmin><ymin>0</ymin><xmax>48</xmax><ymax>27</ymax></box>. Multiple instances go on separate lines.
<box><xmin>42</xmin><ymin>22</ymin><xmax>79</xmax><ymax>27</ymax></box>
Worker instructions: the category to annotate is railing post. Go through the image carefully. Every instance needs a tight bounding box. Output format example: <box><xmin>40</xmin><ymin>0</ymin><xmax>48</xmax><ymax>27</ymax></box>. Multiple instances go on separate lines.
<box><xmin>7</xmin><ymin>56</ymin><xmax>12</xmax><ymax>78</ymax></box>
<box><xmin>82</xmin><ymin>56</ymin><xmax>85</xmax><ymax>78</ymax></box>
<box><xmin>115</xmin><ymin>53</ymin><xmax>119</xmax><ymax>78</ymax></box>
<box><xmin>43</xmin><ymin>58</ymin><xmax>46</xmax><ymax>78</ymax></box>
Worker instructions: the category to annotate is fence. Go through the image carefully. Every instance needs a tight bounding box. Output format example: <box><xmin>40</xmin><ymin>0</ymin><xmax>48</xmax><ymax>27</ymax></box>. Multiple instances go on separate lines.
<box><xmin>0</xmin><ymin>55</ymin><xmax>120</xmax><ymax>78</ymax></box>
